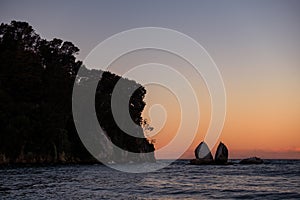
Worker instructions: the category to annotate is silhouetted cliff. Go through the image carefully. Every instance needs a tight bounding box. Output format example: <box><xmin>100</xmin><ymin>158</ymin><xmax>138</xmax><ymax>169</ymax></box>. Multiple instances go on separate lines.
<box><xmin>0</xmin><ymin>21</ymin><xmax>155</xmax><ymax>164</ymax></box>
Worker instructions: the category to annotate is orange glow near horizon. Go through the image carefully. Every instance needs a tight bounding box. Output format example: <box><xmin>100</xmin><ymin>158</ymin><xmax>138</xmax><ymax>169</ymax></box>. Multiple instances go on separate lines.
<box><xmin>109</xmin><ymin>49</ymin><xmax>300</xmax><ymax>160</ymax></box>
<box><xmin>141</xmin><ymin>67</ymin><xmax>300</xmax><ymax>159</ymax></box>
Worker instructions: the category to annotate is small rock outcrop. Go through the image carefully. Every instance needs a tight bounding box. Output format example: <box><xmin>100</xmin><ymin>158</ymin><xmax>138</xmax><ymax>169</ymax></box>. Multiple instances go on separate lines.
<box><xmin>215</xmin><ymin>142</ymin><xmax>228</xmax><ymax>164</ymax></box>
<box><xmin>190</xmin><ymin>141</ymin><xmax>264</xmax><ymax>166</ymax></box>
<box><xmin>239</xmin><ymin>157</ymin><xmax>263</xmax><ymax>164</ymax></box>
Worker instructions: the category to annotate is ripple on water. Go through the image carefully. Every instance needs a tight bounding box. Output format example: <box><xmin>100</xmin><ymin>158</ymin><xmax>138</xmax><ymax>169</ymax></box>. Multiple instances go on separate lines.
<box><xmin>0</xmin><ymin>160</ymin><xmax>300</xmax><ymax>199</ymax></box>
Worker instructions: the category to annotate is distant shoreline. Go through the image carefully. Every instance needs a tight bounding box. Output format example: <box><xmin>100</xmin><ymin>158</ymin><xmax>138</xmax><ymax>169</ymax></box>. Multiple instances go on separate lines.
<box><xmin>1</xmin><ymin>158</ymin><xmax>299</xmax><ymax>168</ymax></box>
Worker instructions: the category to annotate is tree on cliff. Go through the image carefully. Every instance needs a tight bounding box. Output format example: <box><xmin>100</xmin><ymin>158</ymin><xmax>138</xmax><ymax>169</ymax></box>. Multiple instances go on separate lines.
<box><xmin>0</xmin><ymin>21</ymin><xmax>154</xmax><ymax>164</ymax></box>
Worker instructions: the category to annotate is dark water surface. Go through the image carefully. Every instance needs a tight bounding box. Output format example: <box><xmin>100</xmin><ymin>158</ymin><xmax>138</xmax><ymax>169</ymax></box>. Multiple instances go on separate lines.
<box><xmin>1</xmin><ymin>160</ymin><xmax>299</xmax><ymax>199</ymax></box>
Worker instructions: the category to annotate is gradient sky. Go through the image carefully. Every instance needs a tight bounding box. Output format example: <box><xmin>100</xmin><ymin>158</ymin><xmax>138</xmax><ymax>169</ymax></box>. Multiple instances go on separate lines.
<box><xmin>1</xmin><ymin>0</ymin><xmax>300</xmax><ymax>158</ymax></box>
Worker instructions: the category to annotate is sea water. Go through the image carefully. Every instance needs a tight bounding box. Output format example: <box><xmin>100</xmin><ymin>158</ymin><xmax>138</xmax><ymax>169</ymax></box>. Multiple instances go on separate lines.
<box><xmin>0</xmin><ymin>160</ymin><xmax>299</xmax><ymax>199</ymax></box>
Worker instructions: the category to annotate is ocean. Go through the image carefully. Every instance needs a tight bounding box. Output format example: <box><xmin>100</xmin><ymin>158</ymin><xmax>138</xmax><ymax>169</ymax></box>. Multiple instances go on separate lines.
<box><xmin>0</xmin><ymin>160</ymin><xmax>299</xmax><ymax>199</ymax></box>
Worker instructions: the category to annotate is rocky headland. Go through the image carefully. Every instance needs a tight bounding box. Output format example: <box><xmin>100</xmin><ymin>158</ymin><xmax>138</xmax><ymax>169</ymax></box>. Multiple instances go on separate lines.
<box><xmin>0</xmin><ymin>21</ymin><xmax>155</xmax><ymax>165</ymax></box>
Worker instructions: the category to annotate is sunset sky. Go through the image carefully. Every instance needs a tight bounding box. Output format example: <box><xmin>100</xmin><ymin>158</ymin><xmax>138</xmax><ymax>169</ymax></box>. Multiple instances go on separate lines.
<box><xmin>1</xmin><ymin>0</ymin><xmax>300</xmax><ymax>159</ymax></box>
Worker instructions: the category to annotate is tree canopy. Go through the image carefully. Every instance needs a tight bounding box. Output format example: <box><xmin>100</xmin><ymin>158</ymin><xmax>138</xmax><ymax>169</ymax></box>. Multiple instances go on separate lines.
<box><xmin>0</xmin><ymin>21</ymin><xmax>154</xmax><ymax>164</ymax></box>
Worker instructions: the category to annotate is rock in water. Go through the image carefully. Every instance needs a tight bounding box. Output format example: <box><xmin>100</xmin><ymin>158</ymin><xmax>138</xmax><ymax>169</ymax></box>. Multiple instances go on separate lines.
<box><xmin>215</xmin><ymin>142</ymin><xmax>228</xmax><ymax>164</ymax></box>
<box><xmin>194</xmin><ymin>141</ymin><xmax>213</xmax><ymax>161</ymax></box>
<box><xmin>190</xmin><ymin>158</ymin><xmax>214</xmax><ymax>165</ymax></box>
<box><xmin>239</xmin><ymin>157</ymin><xmax>263</xmax><ymax>164</ymax></box>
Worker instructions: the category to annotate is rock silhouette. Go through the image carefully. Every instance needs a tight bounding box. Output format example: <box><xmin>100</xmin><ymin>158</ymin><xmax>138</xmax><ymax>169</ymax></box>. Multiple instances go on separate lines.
<box><xmin>194</xmin><ymin>141</ymin><xmax>213</xmax><ymax>160</ymax></box>
<box><xmin>190</xmin><ymin>141</ymin><xmax>264</xmax><ymax>165</ymax></box>
<box><xmin>190</xmin><ymin>141</ymin><xmax>214</xmax><ymax>165</ymax></box>
<box><xmin>215</xmin><ymin>142</ymin><xmax>228</xmax><ymax>164</ymax></box>
<box><xmin>191</xmin><ymin>141</ymin><xmax>230</xmax><ymax>165</ymax></box>
<box><xmin>239</xmin><ymin>157</ymin><xmax>263</xmax><ymax>164</ymax></box>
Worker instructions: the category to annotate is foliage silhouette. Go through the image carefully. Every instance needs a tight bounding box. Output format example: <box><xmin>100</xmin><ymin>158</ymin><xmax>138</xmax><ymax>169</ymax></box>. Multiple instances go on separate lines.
<box><xmin>0</xmin><ymin>21</ymin><xmax>154</xmax><ymax>164</ymax></box>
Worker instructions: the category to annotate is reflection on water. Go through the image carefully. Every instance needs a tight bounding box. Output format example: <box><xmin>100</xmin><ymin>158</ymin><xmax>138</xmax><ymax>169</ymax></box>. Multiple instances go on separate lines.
<box><xmin>0</xmin><ymin>160</ymin><xmax>299</xmax><ymax>199</ymax></box>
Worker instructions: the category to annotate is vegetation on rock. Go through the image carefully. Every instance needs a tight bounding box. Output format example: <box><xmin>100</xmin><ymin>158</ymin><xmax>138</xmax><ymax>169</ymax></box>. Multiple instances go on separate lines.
<box><xmin>0</xmin><ymin>21</ymin><xmax>155</xmax><ymax>164</ymax></box>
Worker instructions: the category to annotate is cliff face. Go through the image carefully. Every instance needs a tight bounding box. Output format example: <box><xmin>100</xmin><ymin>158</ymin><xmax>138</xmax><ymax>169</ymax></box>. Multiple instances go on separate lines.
<box><xmin>75</xmin><ymin>70</ymin><xmax>156</xmax><ymax>163</ymax></box>
<box><xmin>0</xmin><ymin>21</ymin><xmax>155</xmax><ymax>164</ymax></box>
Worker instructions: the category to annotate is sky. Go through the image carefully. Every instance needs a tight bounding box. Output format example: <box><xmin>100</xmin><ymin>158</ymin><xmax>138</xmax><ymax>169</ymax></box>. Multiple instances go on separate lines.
<box><xmin>1</xmin><ymin>0</ymin><xmax>300</xmax><ymax>159</ymax></box>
